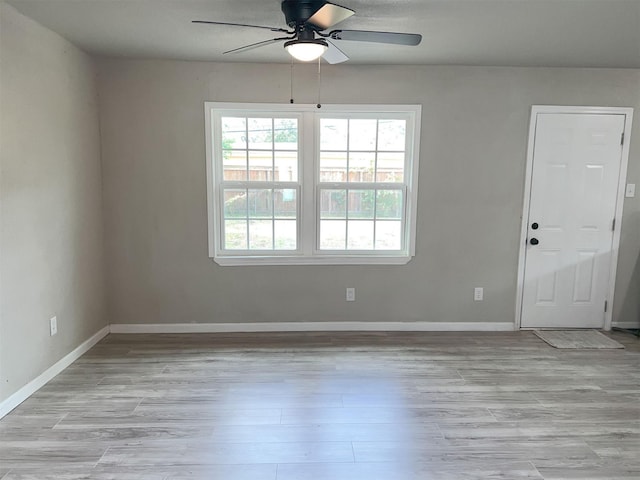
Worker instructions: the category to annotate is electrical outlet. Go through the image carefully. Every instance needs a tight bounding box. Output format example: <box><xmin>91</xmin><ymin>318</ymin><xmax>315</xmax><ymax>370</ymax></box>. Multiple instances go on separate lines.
<box><xmin>474</xmin><ymin>287</ymin><xmax>484</xmax><ymax>301</ymax></box>
<box><xmin>50</xmin><ymin>316</ymin><xmax>58</xmax><ymax>336</ymax></box>
<box><xmin>346</xmin><ymin>287</ymin><xmax>355</xmax><ymax>302</ymax></box>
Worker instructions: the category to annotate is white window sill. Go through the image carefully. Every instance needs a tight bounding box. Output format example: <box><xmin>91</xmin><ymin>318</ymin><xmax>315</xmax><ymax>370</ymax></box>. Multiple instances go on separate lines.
<box><xmin>213</xmin><ymin>255</ymin><xmax>413</xmax><ymax>266</ymax></box>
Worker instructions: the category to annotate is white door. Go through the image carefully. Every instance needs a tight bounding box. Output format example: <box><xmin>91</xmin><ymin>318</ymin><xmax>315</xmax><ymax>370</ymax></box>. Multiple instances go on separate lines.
<box><xmin>521</xmin><ymin>112</ymin><xmax>626</xmax><ymax>329</ymax></box>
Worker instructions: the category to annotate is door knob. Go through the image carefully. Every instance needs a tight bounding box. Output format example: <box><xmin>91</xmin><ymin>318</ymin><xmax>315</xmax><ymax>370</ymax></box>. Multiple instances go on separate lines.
<box><xmin>531</xmin><ymin>222</ymin><xmax>539</xmax><ymax>230</ymax></box>
<box><xmin>530</xmin><ymin>238</ymin><xmax>539</xmax><ymax>245</ymax></box>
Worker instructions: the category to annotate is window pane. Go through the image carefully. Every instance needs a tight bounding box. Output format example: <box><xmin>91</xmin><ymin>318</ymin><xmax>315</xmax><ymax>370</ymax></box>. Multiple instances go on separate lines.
<box><xmin>248</xmin><ymin>151</ymin><xmax>272</xmax><ymax>181</ymax></box>
<box><xmin>223</xmin><ymin>150</ymin><xmax>247</xmax><ymax>181</ymax></box>
<box><xmin>274</xmin><ymin>151</ymin><xmax>298</xmax><ymax>181</ymax></box>
<box><xmin>376</xmin><ymin>152</ymin><xmax>404</xmax><ymax>182</ymax></box>
<box><xmin>376</xmin><ymin>190</ymin><xmax>403</xmax><ymax>219</ymax></box>
<box><xmin>223</xmin><ymin>189</ymin><xmax>247</xmax><ymax>219</ymax></box>
<box><xmin>275</xmin><ymin>220</ymin><xmax>296</xmax><ymax>250</ymax></box>
<box><xmin>320</xmin><ymin>220</ymin><xmax>346</xmax><ymax>249</ymax></box>
<box><xmin>274</xmin><ymin>118</ymin><xmax>298</xmax><ymax>150</ymax></box>
<box><xmin>348</xmin><ymin>151</ymin><xmax>375</xmax><ymax>182</ymax></box>
<box><xmin>347</xmin><ymin>220</ymin><xmax>374</xmax><ymax>249</ymax></box>
<box><xmin>224</xmin><ymin>219</ymin><xmax>247</xmax><ymax>250</ymax></box>
<box><xmin>248</xmin><ymin>189</ymin><xmax>272</xmax><ymax>218</ymax></box>
<box><xmin>349</xmin><ymin>119</ymin><xmax>376</xmax><ymax>150</ymax></box>
<box><xmin>248</xmin><ymin>118</ymin><xmax>272</xmax><ymax>149</ymax></box>
<box><xmin>377</xmin><ymin>119</ymin><xmax>406</xmax><ymax>151</ymax></box>
<box><xmin>320</xmin><ymin>190</ymin><xmax>346</xmax><ymax>219</ymax></box>
<box><xmin>319</xmin><ymin>152</ymin><xmax>347</xmax><ymax>182</ymax></box>
<box><xmin>348</xmin><ymin>190</ymin><xmax>374</xmax><ymax>219</ymax></box>
<box><xmin>275</xmin><ymin>189</ymin><xmax>296</xmax><ymax>218</ymax></box>
<box><xmin>213</xmin><ymin>106</ymin><xmax>417</xmax><ymax>261</ymax></box>
<box><xmin>248</xmin><ymin>220</ymin><xmax>273</xmax><ymax>249</ymax></box>
<box><xmin>320</xmin><ymin>118</ymin><xmax>347</xmax><ymax>150</ymax></box>
<box><xmin>375</xmin><ymin>220</ymin><xmax>402</xmax><ymax>250</ymax></box>
<box><xmin>221</xmin><ymin>117</ymin><xmax>246</xmax><ymax>150</ymax></box>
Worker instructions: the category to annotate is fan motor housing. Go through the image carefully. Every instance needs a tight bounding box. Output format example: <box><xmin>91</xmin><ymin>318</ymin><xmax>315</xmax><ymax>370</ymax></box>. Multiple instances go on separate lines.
<box><xmin>281</xmin><ymin>0</ymin><xmax>326</xmax><ymax>28</ymax></box>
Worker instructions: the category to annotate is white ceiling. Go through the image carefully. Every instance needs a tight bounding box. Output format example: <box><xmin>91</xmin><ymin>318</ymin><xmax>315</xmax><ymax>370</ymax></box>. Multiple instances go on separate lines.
<box><xmin>6</xmin><ymin>0</ymin><xmax>640</xmax><ymax>67</ymax></box>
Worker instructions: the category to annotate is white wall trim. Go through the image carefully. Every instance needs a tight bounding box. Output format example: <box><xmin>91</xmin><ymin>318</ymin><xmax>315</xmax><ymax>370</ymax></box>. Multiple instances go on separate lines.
<box><xmin>0</xmin><ymin>326</ymin><xmax>110</xmax><ymax>419</ymax></box>
<box><xmin>515</xmin><ymin>105</ymin><xmax>634</xmax><ymax>331</ymax></box>
<box><xmin>109</xmin><ymin>322</ymin><xmax>515</xmax><ymax>334</ymax></box>
<box><xmin>0</xmin><ymin>321</ymin><xmax>514</xmax><ymax>418</ymax></box>
<box><xmin>205</xmin><ymin>103</ymin><xmax>422</xmax><ymax>266</ymax></box>
<box><xmin>606</xmin><ymin>108</ymin><xmax>634</xmax><ymax>330</ymax></box>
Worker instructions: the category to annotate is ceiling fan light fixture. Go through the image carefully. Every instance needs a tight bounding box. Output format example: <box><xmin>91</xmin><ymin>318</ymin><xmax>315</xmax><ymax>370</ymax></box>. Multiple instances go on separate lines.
<box><xmin>284</xmin><ymin>39</ymin><xmax>328</xmax><ymax>62</ymax></box>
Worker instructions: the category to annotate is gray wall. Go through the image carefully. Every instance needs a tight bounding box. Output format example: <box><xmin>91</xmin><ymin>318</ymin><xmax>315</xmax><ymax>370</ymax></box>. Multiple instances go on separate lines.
<box><xmin>2</xmin><ymin>0</ymin><xmax>638</xmax><ymax>414</ymax></box>
<box><xmin>0</xmin><ymin>4</ymin><xmax>106</xmax><ymax>403</ymax></box>
<box><xmin>96</xmin><ymin>59</ymin><xmax>640</xmax><ymax>327</ymax></box>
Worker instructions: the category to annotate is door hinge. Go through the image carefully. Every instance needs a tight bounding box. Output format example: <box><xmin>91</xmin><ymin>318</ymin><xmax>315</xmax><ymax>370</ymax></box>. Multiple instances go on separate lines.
<box><xmin>604</xmin><ymin>300</ymin><xmax>608</xmax><ymax>313</ymax></box>
<box><xmin>612</xmin><ymin>218</ymin><xmax>616</xmax><ymax>231</ymax></box>
<box><xmin>621</xmin><ymin>132</ymin><xmax>625</xmax><ymax>145</ymax></box>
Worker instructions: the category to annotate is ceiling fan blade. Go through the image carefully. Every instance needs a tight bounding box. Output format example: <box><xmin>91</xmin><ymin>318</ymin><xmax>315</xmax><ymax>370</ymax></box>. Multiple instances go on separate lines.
<box><xmin>223</xmin><ymin>36</ymin><xmax>293</xmax><ymax>55</ymax></box>
<box><xmin>329</xmin><ymin>29</ymin><xmax>422</xmax><ymax>46</ymax></box>
<box><xmin>322</xmin><ymin>40</ymin><xmax>349</xmax><ymax>64</ymax></box>
<box><xmin>192</xmin><ymin>20</ymin><xmax>291</xmax><ymax>34</ymax></box>
<box><xmin>306</xmin><ymin>2</ymin><xmax>354</xmax><ymax>30</ymax></box>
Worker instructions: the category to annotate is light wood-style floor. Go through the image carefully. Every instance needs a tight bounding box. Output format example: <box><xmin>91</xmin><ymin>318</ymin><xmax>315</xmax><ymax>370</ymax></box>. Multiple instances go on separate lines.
<box><xmin>1</xmin><ymin>331</ymin><xmax>639</xmax><ymax>479</ymax></box>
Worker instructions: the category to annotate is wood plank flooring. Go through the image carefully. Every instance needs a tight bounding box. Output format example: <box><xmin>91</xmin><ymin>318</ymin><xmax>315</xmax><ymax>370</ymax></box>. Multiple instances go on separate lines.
<box><xmin>1</xmin><ymin>331</ymin><xmax>639</xmax><ymax>479</ymax></box>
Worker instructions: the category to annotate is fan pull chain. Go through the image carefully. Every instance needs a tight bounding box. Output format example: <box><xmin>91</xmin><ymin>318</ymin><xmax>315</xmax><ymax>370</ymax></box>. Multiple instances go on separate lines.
<box><xmin>289</xmin><ymin>59</ymin><xmax>294</xmax><ymax>104</ymax></box>
<box><xmin>316</xmin><ymin>57</ymin><xmax>322</xmax><ymax>108</ymax></box>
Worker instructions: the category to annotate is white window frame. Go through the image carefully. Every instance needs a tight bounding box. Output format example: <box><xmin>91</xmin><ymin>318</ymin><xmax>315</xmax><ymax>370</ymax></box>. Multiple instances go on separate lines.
<box><xmin>205</xmin><ymin>102</ymin><xmax>421</xmax><ymax>266</ymax></box>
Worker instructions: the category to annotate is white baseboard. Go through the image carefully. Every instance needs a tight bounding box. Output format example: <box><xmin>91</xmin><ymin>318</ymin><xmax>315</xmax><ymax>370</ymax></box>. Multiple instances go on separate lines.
<box><xmin>612</xmin><ymin>322</ymin><xmax>640</xmax><ymax>329</ymax></box>
<box><xmin>0</xmin><ymin>325</ymin><xmax>110</xmax><ymax>419</ymax></box>
<box><xmin>109</xmin><ymin>321</ymin><xmax>515</xmax><ymax>334</ymax></box>
<box><xmin>0</xmin><ymin>321</ymin><xmax>514</xmax><ymax>418</ymax></box>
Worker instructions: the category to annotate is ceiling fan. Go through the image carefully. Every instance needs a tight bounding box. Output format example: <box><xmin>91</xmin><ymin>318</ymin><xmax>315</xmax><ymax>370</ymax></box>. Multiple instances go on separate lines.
<box><xmin>193</xmin><ymin>0</ymin><xmax>422</xmax><ymax>64</ymax></box>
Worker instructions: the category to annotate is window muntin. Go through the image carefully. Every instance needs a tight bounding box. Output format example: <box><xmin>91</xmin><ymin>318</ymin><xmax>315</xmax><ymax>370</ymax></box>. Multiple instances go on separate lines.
<box><xmin>319</xmin><ymin>118</ymin><xmax>406</xmax><ymax>183</ymax></box>
<box><xmin>222</xmin><ymin>187</ymin><xmax>298</xmax><ymax>250</ymax></box>
<box><xmin>206</xmin><ymin>103</ymin><xmax>421</xmax><ymax>265</ymax></box>
<box><xmin>317</xmin><ymin>116</ymin><xmax>408</xmax><ymax>252</ymax></box>
<box><xmin>318</xmin><ymin>188</ymin><xmax>404</xmax><ymax>251</ymax></box>
<box><xmin>218</xmin><ymin>115</ymin><xmax>300</xmax><ymax>253</ymax></box>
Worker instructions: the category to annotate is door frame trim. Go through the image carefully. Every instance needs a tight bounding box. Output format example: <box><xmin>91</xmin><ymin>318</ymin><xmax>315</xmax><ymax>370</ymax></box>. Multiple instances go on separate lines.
<box><xmin>515</xmin><ymin>105</ymin><xmax>634</xmax><ymax>331</ymax></box>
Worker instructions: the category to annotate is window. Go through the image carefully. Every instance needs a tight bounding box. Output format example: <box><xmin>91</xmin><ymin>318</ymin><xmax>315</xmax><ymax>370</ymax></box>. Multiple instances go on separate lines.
<box><xmin>205</xmin><ymin>103</ymin><xmax>421</xmax><ymax>265</ymax></box>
